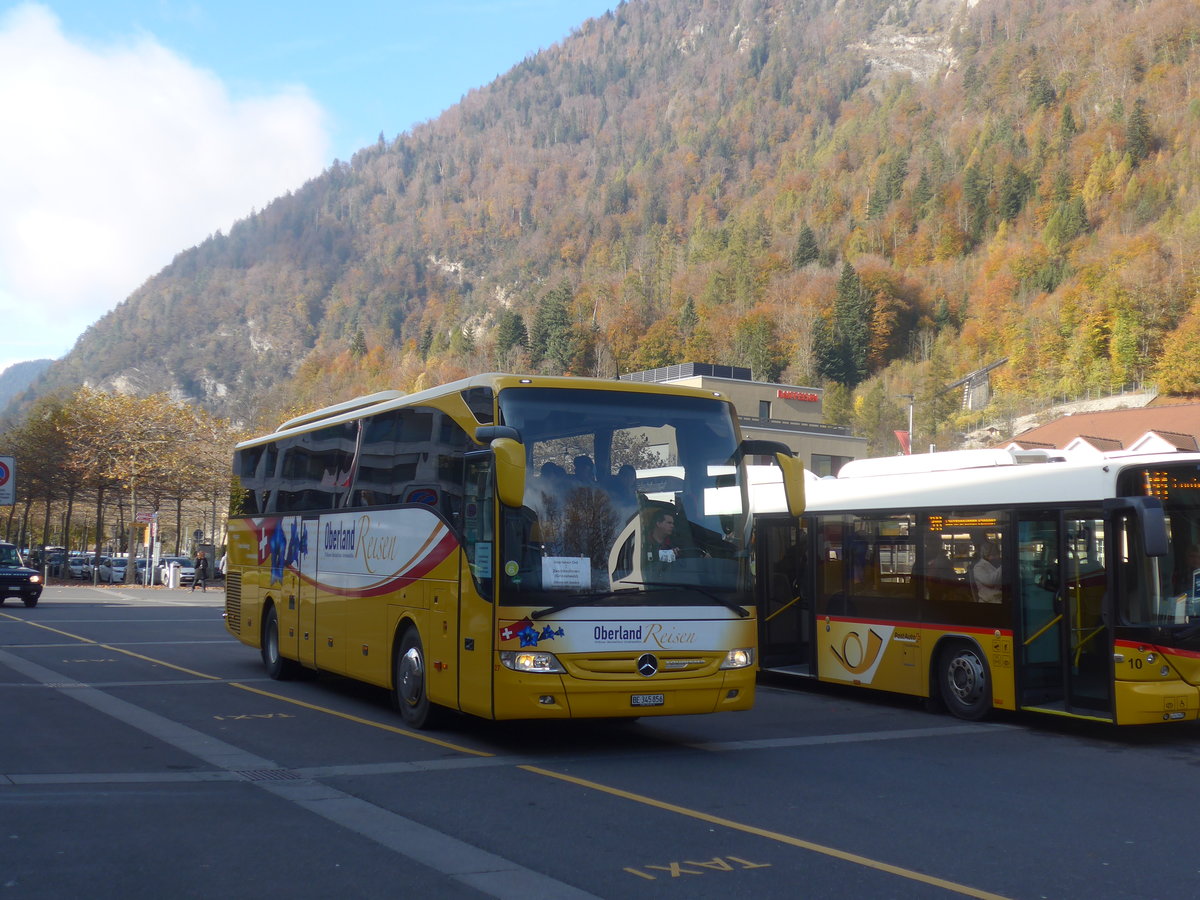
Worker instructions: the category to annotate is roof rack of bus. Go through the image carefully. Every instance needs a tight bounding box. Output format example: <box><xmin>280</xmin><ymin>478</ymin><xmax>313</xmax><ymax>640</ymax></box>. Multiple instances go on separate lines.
<box><xmin>836</xmin><ymin>447</ymin><xmax>1069</xmax><ymax>479</ymax></box>
<box><xmin>275</xmin><ymin>390</ymin><xmax>406</xmax><ymax>432</ymax></box>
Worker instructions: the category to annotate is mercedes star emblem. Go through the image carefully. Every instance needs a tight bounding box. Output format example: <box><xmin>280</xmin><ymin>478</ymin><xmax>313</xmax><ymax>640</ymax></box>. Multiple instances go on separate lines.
<box><xmin>637</xmin><ymin>653</ymin><xmax>658</xmax><ymax>677</ymax></box>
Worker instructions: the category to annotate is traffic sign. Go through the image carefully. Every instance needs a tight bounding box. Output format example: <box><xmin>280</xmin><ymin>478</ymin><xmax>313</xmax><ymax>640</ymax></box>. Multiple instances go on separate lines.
<box><xmin>0</xmin><ymin>456</ymin><xmax>13</xmax><ymax>506</ymax></box>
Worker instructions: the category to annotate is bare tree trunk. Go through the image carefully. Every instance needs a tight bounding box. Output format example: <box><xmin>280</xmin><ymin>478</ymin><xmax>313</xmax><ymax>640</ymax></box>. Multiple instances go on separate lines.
<box><xmin>63</xmin><ymin>488</ymin><xmax>76</xmax><ymax>550</ymax></box>
<box><xmin>40</xmin><ymin>496</ymin><xmax>52</xmax><ymax>550</ymax></box>
<box><xmin>125</xmin><ymin>480</ymin><xmax>140</xmax><ymax>585</ymax></box>
<box><xmin>92</xmin><ymin>486</ymin><xmax>105</xmax><ymax>584</ymax></box>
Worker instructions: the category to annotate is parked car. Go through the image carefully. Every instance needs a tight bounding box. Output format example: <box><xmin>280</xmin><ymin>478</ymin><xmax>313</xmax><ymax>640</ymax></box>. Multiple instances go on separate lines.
<box><xmin>0</xmin><ymin>542</ymin><xmax>44</xmax><ymax>607</ymax></box>
<box><xmin>98</xmin><ymin>557</ymin><xmax>123</xmax><ymax>583</ymax></box>
<box><xmin>155</xmin><ymin>557</ymin><xmax>195</xmax><ymax>586</ymax></box>
<box><xmin>79</xmin><ymin>556</ymin><xmax>100</xmax><ymax>580</ymax></box>
<box><xmin>67</xmin><ymin>553</ymin><xmax>90</xmax><ymax>579</ymax></box>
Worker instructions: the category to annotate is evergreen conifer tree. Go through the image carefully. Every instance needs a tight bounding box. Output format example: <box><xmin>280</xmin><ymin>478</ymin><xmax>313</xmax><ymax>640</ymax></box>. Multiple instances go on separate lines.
<box><xmin>793</xmin><ymin>224</ymin><xmax>819</xmax><ymax>268</ymax></box>
<box><xmin>1126</xmin><ymin>97</ymin><xmax>1152</xmax><ymax>164</ymax></box>
<box><xmin>814</xmin><ymin>262</ymin><xmax>871</xmax><ymax>388</ymax></box>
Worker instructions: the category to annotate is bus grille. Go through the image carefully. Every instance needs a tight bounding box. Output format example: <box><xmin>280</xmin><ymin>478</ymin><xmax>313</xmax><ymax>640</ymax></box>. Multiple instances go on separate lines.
<box><xmin>566</xmin><ymin>653</ymin><xmax>718</xmax><ymax>679</ymax></box>
<box><xmin>225</xmin><ymin>573</ymin><xmax>242</xmax><ymax>635</ymax></box>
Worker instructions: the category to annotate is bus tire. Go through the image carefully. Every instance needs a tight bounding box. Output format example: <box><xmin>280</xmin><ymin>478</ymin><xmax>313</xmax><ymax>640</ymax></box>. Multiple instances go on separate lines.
<box><xmin>261</xmin><ymin>605</ymin><xmax>301</xmax><ymax>680</ymax></box>
<box><xmin>938</xmin><ymin>640</ymin><xmax>991</xmax><ymax>721</ymax></box>
<box><xmin>394</xmin><ymin>628</ymin><xmax>442</xmax><ymax>729</ymax></box>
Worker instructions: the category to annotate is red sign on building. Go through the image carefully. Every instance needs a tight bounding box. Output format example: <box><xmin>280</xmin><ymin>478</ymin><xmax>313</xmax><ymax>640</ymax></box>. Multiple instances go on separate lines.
<box><xmin>776</xmin><ymin>389</ymin><xmax>820</xmax><ymax>402</ymax></box>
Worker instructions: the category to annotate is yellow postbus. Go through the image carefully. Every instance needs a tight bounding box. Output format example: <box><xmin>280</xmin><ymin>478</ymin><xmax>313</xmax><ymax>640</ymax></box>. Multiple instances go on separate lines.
<box><xmin>753</xmin><ymin>447</ymin><xmax>1200</xmax><ymax>726</ymax></box>
<box><xmin>225</xmin><ymin>374</ymin><xmax>804</xmax><ymax>727</ymax></box>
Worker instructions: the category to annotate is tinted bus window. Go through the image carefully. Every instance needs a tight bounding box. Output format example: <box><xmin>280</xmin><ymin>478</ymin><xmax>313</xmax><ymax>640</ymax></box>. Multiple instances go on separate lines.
<box><xmin>275</xmin><ymin>421</ymin><xmax>359</xmax><ymax>512</ymax></box>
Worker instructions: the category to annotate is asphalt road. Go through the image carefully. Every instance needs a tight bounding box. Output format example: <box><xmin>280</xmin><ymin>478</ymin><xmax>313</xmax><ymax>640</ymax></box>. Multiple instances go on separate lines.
<box><xmin>3</xmin><ymin>586</ymin><xmax>1199</xmax><ymax>899</ymax></box>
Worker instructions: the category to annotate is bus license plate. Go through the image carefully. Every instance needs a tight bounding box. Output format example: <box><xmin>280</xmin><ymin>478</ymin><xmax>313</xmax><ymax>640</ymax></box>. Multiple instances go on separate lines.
<box><xmin>631</xmin><ymin>693</ymin><xmax>664</xmax><ymax>707</ymax></box>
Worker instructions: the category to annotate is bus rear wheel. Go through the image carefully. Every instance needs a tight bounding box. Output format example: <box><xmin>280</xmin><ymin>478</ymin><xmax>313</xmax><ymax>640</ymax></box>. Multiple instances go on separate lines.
<box><xmin>261</xmin><ymin>606</ymin><xmax>301</xmax><ymax>680</ymax></box>
<box><xmin>939</xmin><ymin>641</ymin><xmax>991</xmax><ymax>721</ymax></box>
<box><xmin>394</xmin><ymin>629</ymin><xmax>442</xmax><ymax>730</ymax></box>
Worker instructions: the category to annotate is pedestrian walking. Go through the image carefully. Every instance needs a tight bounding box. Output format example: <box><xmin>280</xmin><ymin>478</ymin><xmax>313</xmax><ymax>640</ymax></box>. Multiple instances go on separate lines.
<box><xmin>191</xmin><ymin>550</ymin><xmax>207</xmax><ymax>592</ymax></box>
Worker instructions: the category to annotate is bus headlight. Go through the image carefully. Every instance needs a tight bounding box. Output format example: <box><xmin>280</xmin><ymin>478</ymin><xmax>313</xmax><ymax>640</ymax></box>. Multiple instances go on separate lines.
<box><xmin>500</xmin><ymin>650</ymin><xmax>566</xmax><ymax>673</ymax></box>
<box><xmin>719</xmin><ymin>647</ymin><xmax>754</xmax><ymax>669</ymax></box>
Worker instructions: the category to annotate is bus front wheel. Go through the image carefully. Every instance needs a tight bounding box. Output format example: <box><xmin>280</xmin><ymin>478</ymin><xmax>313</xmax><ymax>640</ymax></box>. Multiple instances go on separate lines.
<box><xmin>394</xmin><ymin>629</ymin><xmax>442</xmax><ymax>729</ymax></box>
<box><xmin>938</xmin><ymin>641</ymin><xmax>991</xmax><ymax>721</ymax></box>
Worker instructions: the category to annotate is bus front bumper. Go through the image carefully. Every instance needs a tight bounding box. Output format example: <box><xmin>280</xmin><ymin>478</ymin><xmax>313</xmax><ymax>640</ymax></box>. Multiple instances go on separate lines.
<box><xmin>1114</xmin><ymin>680</ymin><xmax>1200</xmax><ymax>724</ymax></box>
<box><xmin>492</xmin><ymin>668</ymin><xmax>756</xmax><ymax>719</ymax></box>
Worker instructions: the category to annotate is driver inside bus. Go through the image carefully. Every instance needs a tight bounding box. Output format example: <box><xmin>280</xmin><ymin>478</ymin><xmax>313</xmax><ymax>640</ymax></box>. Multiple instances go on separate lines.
<box><xmin>648</xmin><ymin>508</ymin><xmax>677</xmax><ymax>563</ymax></box>
<box><xmin>1173</xmin><ymin>545</ymin><xmax>1200</xmax><ymax>597</ymax></box>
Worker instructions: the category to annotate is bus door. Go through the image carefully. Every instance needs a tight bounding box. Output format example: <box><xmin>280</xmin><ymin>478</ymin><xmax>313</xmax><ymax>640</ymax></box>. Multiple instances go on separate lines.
<box><xmin>456</xmin><ymin>451</ymin><xmax>497</xmax><ymax>718</ymax></box>
<box><xmin>756</xmin><ymin>516</ymin><xmax>812</xmax><ymax>674</ymax></box>
<box><xmin>1016</xmin><ymin>510</ymin><xmax>1112</xmax><ymax>718</ymax></box>
<box><xmin>295</xmin><ymin>516</ymin><xmax>321</xmax><ymax>669</ymax></box>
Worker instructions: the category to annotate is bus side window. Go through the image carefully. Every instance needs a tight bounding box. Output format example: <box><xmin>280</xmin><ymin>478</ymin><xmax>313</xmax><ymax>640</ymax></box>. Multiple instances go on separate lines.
<box><xmin>816</xmin><ymin>518</ymin><xmax>847</xmax><ymax>615</ymax></box>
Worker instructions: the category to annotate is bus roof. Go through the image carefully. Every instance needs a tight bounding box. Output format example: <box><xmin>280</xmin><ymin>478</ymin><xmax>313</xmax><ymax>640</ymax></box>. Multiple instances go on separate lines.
<box><xmin>274</xmin><ymin>390</ymin><xmax>406</xmax><ymax>432</ymax></box>
<box><xmin>752</xmin><ymin>447</ymin><xmax>1200</xmax><ymax>515</ymax></box>
<box><xmin>239</xmin><ymin>373</ymin><xmax>733</xmax><ymax>450</ymax></box>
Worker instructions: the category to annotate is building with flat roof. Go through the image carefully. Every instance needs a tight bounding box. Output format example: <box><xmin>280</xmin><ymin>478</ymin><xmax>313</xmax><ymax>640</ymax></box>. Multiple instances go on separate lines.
<box><xmin>619</xmin><ymin>363</ymin><xmax>866</xmax><ymax>475</ymax></box>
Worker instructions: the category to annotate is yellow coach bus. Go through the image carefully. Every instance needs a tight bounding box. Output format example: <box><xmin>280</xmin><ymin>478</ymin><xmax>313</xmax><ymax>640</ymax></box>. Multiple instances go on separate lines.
<box><xmin>753</xmin><ymin>447</ymin><xmax>1200</xmax><ymax>726</ymax></box>
<box><xmin>225</xmin><ymin>374</ymin><xmax>804</xmax><ymax>727</ymax></box>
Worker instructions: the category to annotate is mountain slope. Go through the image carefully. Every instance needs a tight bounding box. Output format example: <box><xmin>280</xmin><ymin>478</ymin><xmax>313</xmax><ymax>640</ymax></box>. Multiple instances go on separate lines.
<box><xmin>16</xmin><ymin>0</ymin><xmax>1200</xmax><ymax>440</ymax></box>
<box><xmin>0</xmin><ymin>359</ymin><xmax>52</xmax><ymax>410</ymax></box>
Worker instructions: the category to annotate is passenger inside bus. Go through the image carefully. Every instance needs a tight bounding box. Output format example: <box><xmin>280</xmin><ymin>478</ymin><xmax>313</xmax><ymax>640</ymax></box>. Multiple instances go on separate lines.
<box><xmin>971</xmin><ymin>539</ymin><xmax>1003</xmax><ymax>603</ymax></box>
<box><xmin>607</xmin><ymin>464</ymin><xmax>640</xmax><ymax>524</ymax></box>
<box><xmin>923</xmin><ymin>533</ymin><xmax>959</xmax><ymax>601</ymax></box>
<box><xmin>572</xmin><ymin>455</ymin><xmax>596</xmax><ymax>486</ymax></box>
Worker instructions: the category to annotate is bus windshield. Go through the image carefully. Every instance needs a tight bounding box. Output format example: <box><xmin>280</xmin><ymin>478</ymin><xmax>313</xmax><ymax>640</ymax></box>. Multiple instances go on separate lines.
<box><xmin>1124</xmin><ymin>462</ymin><xmax>1200</xmax><ymax>628</ymax></box>
<box><xmin>496</xmin><ymin>387</ymin><xmax>749</xmax><ymax>608</ymax></box>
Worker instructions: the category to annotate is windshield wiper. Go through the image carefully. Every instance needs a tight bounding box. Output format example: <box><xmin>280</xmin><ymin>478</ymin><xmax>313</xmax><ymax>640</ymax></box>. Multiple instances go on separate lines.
<box><xmin>620</xmin><ymin>581</ymin><xmax>750</xmax><ymax>618</ymax></box>
<box><xmin>532</xmin><ymin>588</ymin><xmax>643</xmax><ymax>619</ymax></box>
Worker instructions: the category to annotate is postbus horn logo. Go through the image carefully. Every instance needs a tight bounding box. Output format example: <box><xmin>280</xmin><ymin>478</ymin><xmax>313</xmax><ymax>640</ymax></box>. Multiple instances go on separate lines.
<box><xmin>831</xmin><ymin>628</ymin><xmax>886</xmax><ymax>675</ymax></box>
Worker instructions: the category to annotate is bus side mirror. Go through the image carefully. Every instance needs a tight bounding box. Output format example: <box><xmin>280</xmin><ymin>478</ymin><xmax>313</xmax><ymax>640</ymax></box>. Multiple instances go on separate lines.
<box><xmin>491</xmin><ymin>438</ymin><xmax>526</xmax><ymax>509</ymax></box>
<box><xmin>1105</xmin><ymin>497</ymin><xmax>1167</xmax><ymax>557</ymax></box>
<box><xmin>776</xmin><ymin>452</ymin><xmax>806</xmax><ymax>518</ymax></box>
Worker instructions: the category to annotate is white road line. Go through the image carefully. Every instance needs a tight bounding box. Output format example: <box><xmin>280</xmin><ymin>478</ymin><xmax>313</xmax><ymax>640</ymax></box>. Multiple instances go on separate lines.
<box><xmin>0</xmin><ymin>648</ymin><xmax>600</xmax><ymax>900</ymax></box>
<box><xmin>689</xmin><ymin>722</ymin><xmax>1012</xmax><ymax>752</ymax></box>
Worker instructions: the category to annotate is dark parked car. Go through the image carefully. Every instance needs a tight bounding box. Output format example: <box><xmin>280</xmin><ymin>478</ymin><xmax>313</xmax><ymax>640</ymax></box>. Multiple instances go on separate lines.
<box><xmin>0</xmin><ymin>542</ymin><xmax>44</xmax><ymax>607</ymax></box>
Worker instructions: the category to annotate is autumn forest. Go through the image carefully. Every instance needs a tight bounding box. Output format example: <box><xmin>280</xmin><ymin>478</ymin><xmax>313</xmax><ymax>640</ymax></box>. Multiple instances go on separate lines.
<box><xmin>17</xmin><ymin>0</ymin><xmax>1200</xmax><ymax>457</ymax></box>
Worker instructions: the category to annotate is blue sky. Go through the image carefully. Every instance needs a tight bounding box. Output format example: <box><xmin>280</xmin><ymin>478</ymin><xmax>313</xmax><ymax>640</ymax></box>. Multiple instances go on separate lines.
<box><xmin>0</xmin><ymin>1</ymin><xmax>617</xmax><ymax>375</ymax></box>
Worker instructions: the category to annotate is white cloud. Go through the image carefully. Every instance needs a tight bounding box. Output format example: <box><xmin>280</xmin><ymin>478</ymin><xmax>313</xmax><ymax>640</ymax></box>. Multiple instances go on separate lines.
<box><xmin>0</xmin><ymin>3</ymin><xmax>330</xmax><ymax>375</ymax></box>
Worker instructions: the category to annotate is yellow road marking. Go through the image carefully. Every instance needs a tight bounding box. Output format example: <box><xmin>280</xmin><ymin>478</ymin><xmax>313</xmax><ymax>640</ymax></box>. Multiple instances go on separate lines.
<box><xmin>4</xmin><ymin>609</ymin><xmax>1009</xmax><ymax>896</ymax></box>
<box><xmin>1</xmin><ymin>613</ymin><xmax>101</xmax><ymax>644</ymax></box>
<box><xmin>228</xmin><ymin>682</ymin><xmax>492</xmax><ymax>757</ymax></box>
<box><xmin>2</xmin><ymin>611</ymin><xmax>489</xmax><ymax>756</ymax></box>
<box><xmin>102</xmin><ymin>645</ymin><xmax>222</xmax><ymax>680</ymax></box>
<box><xmin>1</xmin><ymin>613</ymin><xmax>221</xmax><ymax>680</ymax></box>
<box><xmin>520</xmin><ymin>765</ymin><xmax>1011</xmax><ymax>900</ymax></box>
